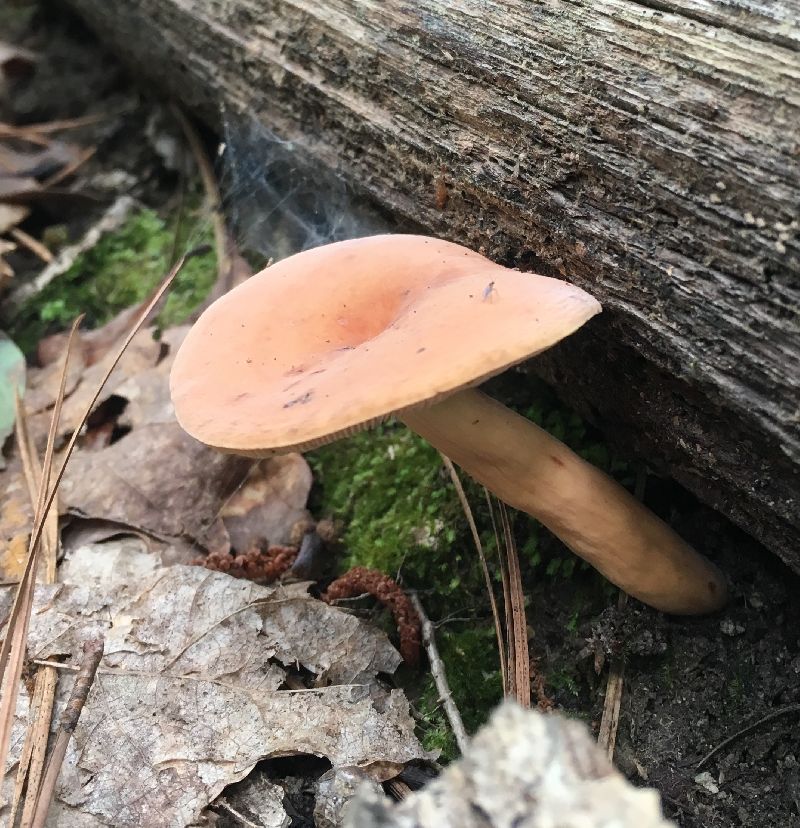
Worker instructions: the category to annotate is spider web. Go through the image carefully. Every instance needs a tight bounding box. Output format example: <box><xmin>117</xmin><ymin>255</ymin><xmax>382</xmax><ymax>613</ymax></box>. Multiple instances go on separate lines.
<box><xmin>216</xmin><ymin>108</ymin><xmax>388</xmax><ymax>263</ymax></box>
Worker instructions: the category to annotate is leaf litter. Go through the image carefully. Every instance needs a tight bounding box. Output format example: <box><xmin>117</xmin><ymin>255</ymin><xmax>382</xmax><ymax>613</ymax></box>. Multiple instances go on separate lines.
<box><xmin>2</xmin><ymin>540</ymin><xmax>427</xmax><ymax>826</ymax></box>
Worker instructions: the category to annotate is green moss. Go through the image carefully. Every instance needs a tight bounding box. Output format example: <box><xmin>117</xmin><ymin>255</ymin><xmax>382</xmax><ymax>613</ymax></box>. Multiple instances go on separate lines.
<box><xmin>9</xmin><ymin>204</ymin><xmax>216</xmax><ymax>354</ymax></box>
<box><xmin>308</xmin><ymin>422</ymin><xmax>483</xmax><ymax>601</ymax></box>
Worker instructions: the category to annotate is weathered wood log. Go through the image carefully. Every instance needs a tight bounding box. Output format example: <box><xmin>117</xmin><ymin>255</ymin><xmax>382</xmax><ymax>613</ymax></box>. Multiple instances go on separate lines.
<box><xmin>61</xmin><ymin>0</ymin><xmax>800</xmax><ymax>569</ymax></box>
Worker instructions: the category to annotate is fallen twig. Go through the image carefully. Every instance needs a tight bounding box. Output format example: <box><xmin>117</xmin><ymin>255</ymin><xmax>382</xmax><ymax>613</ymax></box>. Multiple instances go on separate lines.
<box><xmin>212</xmin><ymin>798</ymin><xmax>263</xmax><ymax>828</ymax></box>
<box><xmin>30</xmin><ymin>638</ymin><xmax>104</xmax><ymax>828</ymax></box>
<box><xmin>695</xmin><ymin>704</ymin><xmax>800</xmax><ymax>771</ymax></box>
<box><xmin>596</xmin><ymin>590</ymin><xmax>627</xmax><ymax>760</ymax></box>
<box><xmin>6</xmin><ymin>195</ymin><xmax>137</xmax><ymax>308</ymax></box>
<box><xmin>410</xmin><ymin>593</ymin><xmax>470</xmax><ymax>755</ymax></box>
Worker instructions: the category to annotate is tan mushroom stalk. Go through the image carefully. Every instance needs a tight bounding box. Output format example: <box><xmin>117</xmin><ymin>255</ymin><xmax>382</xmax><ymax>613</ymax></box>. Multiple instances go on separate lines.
<box><xmin>170</xmin><ymin>234</ymin><xmax>727</xmax><ymax>615</ymax></box>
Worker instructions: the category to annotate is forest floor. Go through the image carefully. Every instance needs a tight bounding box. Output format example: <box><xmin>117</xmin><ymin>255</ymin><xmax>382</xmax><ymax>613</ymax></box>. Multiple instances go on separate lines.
<box><xmin>1</xmin><ymin>3</ymin><xmax>798</xmax><ymax>827</ymax></box>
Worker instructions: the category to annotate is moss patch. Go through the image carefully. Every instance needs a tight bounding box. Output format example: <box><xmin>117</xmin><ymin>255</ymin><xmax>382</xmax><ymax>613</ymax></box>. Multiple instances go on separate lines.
<box><xmin>10</xmin><ymin>204</ymin><xmax>216</xmax><ymax>354</ymax></box>
<box><xmin>308</xmin><ymin>422</ymin><xmax>482</xmax><ymax>603</ymax></box>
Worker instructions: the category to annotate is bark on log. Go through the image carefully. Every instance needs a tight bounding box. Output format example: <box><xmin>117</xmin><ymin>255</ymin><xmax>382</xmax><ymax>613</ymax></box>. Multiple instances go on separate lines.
<box><xmin>62</xmin><ymin>0</ymin><xmax>800</xmax><ymax>569</ymax></box>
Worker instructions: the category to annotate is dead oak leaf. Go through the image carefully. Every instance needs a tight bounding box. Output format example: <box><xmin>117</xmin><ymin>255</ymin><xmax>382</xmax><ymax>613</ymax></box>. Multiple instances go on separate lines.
<box><xmin>3</xmin><ymin>543</ymin><xmax>427</xmax><ymax>828</ymax></box>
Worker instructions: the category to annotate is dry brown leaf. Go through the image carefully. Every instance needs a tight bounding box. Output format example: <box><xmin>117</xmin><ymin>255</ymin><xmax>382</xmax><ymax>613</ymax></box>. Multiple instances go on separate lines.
<box><xmin>2</xmin><ymin>540</ymin><xmax>427</xmax><ymax>827</ymax></box>
<box><xmin>23</xmin><ymin>346</ymin><xmax>87</xmax><ymax>415</ymax></box>
<box><xmin>37</xmin><ymin>327</ymin><xmax>161</xmax><ymax>425</ymax></box>
<box><xmin>59</xmin><ymin>421</ymin><xmax>249</xmax><ymax>542</ymax></box>
<box><xmin>111</xmin><ymin>325</ymin><xmax>190</xmax><ymax>428</ymax></box>
<box><xmin>0</xmin><ymin>457</ymin><xmax>34</xmax><ymax>580</ymax></box>
<box><xmin>24</xmin><ymin>323</ymin><xmax>256</xmax><ymax>551</ymax></box>
<box><xmin>37</xmin><ymin>302</ymin><xmax>174</xmax><ymax>369</ymax></box>
<box><xmin>222</xmin><ymin>455</ymin><xmax>313</xmax><ymax>550</ymax></box>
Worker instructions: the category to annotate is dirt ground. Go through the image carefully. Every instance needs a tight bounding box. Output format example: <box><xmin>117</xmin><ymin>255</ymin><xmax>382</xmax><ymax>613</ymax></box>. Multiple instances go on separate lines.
<box><xmin>3</xmin><ymin>4</ymin><xmax>799</xmax><ymax>827</ymax></box>
<box><xmin>549</xmin><ymin>514</ymin><xmax>800</xmax><ymax>827</ymax></box>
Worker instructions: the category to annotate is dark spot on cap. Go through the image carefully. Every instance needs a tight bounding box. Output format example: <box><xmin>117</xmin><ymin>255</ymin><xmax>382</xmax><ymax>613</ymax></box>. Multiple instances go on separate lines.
<box><xmin>417</xmin><ymin>347</ymin><xmax>426</xmax><ymax>353</ymax></box>
<box><xmin>284</xmin><ymin>391</ymin><xmax>314</xmax><ymax>409</ymax></box>
<box><xmin>551</xmin><ymin>455</ymin><xmax>565</xmax><ymax>467</ymax></box>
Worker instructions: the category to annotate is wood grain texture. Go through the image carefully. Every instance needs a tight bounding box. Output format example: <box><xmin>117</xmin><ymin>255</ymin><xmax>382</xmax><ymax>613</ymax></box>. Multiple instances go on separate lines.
<box><xmin>62</xmin><ymin>0</ymin><xmax>800</xmax><ymax>567</ymax></box>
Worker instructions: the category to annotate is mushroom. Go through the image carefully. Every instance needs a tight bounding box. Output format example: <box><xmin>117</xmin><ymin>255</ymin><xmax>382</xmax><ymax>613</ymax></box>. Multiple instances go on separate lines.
<box><xmin>170</xmin><ymin>235</ymin><xmax>727</xmax><ymax>614</ymax></box>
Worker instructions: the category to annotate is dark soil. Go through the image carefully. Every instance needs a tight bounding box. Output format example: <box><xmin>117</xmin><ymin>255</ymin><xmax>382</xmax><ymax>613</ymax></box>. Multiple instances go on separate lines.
<box><xmin>539</xmin><ymin>510</ymin><xmax>800</xmax><ymax>827</ymax></box>
<box><xmin>4</xmin><ymin>4</ymin><xmax>799</xmax><ymax>827</ymax></box>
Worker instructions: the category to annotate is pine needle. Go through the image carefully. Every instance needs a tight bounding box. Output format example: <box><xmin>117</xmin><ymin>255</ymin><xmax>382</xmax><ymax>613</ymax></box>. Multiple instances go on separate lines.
<box><xmin>9</xmin><ymin>398</ymin><xmax>60</xmax><ymax>827</ymax></box>
<box><xmin>440</xmin><ymin>454</ymin><xmax>507</xmax><ymax>694</ymax></box>
<box><xmin>498</xmin><ymin>501</ymin><xmax>531</xmax><ymax>708</ymax></box>
<box><xmin>485</xmin><ymin>491</ymin><xmax>513</xmax><ymax>697</ymax></box>
<box><xmin>0</xmin><ymin>317</ymin><xmax>79</xmax><ymax>793</ymax></box>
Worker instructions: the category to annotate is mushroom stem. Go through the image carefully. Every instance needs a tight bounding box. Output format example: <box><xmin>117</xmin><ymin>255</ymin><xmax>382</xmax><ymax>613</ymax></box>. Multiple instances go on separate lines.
<box><xmin>400</xmin><ymin>388</ymin><xmax>727</xmax><ymax>614</ymax></box>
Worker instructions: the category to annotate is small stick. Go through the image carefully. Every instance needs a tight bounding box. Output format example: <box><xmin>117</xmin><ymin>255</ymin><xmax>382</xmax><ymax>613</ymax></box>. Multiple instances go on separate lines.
<box><xmin>596</xmin><ymin>590</ymin><xmax>627</xmax><ymax>759</ymax></box>
<box><xmin>695</xmin><ymin>704</ymin><xmax>800</xmax><ymax>771</ymax></box>
<box><xmin>385</xmin><ymin>778</ymin><xmax>413</xmax><ymax>800</ymax></box>
<box><xmin>410</xmin><ymin>593</ymin><xmax>470</xmax><ymax>754</ymax></box>
<box><xmin>30</xmin><ymin>639</ymin><xmax>104</xmax><ymax>828</ymax></box>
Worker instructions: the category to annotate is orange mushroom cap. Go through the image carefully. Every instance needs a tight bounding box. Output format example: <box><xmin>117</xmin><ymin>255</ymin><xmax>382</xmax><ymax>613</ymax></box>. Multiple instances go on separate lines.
<box><xmin>170</xmin><ymin>235</ymin><xmax>601</xmax><ymax>455</ymax></box>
